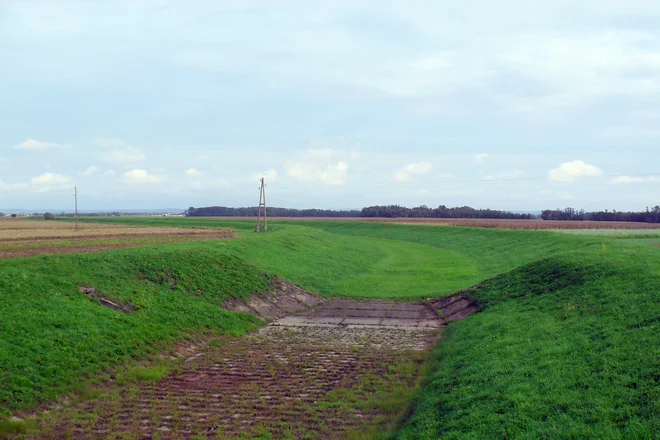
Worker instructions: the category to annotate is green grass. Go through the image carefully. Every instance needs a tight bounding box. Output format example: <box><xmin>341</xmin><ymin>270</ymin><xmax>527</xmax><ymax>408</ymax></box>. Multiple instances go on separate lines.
<box><xmin>393</xmin><ymin>248</ymin><xmax>660</xmax><ymax>439</ymax></box>
<box><xmin>0</xmin><ymin>244</ymin><xmax>271</xmax><ymax>418</ymax></box>
<box><xmin>5</xmin><ymin>217</ymin><xmax>660</xmax><ymax>438</ymax></box>
<box><xmin>121</xmin><ymin>365</ymin><xmax>170</xmax><ymax>383</ymax></box>
<box><xmin>66</xmin><ymin>217</ymin><xmax>601</xmax><ymax>298</ymax></box>
<box><xmin>219</xmin><ymin>225</ymin><xmax>482</xmax><ymax>298</ymax></box>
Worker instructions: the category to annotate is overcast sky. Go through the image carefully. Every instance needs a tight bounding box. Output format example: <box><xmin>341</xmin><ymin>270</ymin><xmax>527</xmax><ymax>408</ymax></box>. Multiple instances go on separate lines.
<box><xmin>1</xmin><ymin>0</ymin><xmax>660</xmax><ymax>211</ymax></box>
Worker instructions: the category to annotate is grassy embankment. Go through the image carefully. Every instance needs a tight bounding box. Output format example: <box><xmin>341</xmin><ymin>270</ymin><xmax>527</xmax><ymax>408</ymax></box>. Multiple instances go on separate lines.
<box><xmin>67</xmin><ymin>217</ymin><xmax>598</xmax><ymax>298</ymax></box>
<box><xmin>5</xmin><ymin>217</ymin><xmax>659</xmax><ymax>438</ymax></box>
<box><xmin>0</xmin><ymin>245</ymin><xmax>271</xmax><ymax>422</ymax></box>
<box><xmin>74</xmin><ymin>218</ymin><xmax>660</xmax><ymax>438</ymax></box>
<box><xmin>284</xmin><ymin>222</ymin><xmax>659</xmax><ymax>438</ymax></box>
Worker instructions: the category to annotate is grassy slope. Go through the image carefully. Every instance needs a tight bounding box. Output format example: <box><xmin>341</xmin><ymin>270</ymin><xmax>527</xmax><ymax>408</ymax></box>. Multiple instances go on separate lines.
<box><xmin>30</xmin><ymin>218</ymin><xmax>660</xmax><ymax>438</ymax></box>
<box><xmin>394</xmin><ymin>246</ymin><xmax>660</xmax><ymax>439</ymax></box>
<box><xmin>0</xmin><ymin>244</ymin><xmax>271</xmax><ymax>417</ymax></box>
<box><xmin>70</xmin><ymin>217</ymin><xmax>596</xmax><ymax>298</ymax></box>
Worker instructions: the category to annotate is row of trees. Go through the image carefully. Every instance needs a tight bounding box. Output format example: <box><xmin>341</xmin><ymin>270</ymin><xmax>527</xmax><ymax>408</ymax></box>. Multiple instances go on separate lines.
<box><xmin>187</xmin><ymin>204</ymin><xmax>660</xmax><ymax>223</ymax></box>
<box><xmin>360</xmin><ymin>205</ymin><xmax>535</xmax><ymax>219</ymax></box>
<box><xmin>541</xmin><ymin>206</ymin><xmax>660</xmax><ymax>223</ymax></box>
<box><xmin>185</xmin><ymin>206</ymin><xmax>361</xmax><ymax>217</ymax></box>
<box><xmin>185</xmin><ymin>205</ymin><xmax>534</xmax><ymax>219</ymax></box>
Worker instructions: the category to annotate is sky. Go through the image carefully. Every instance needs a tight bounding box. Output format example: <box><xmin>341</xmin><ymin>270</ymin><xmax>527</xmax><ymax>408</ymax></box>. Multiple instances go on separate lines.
<box><xmin>1</xmin><ymin>0</ymin><xmax>659</xmax><ymax>212</ymax></box>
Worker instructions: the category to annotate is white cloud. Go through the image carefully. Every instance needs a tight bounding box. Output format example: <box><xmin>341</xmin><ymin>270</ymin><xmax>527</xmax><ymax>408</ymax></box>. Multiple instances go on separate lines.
<box><xmin>288</xmin><ymin>162</ymin><xmax>348</xmax><ymax>186</ymax></box>
<box><xmin>548</xmin><ymin>160</ymin><xmax>603</xmax><ymax>182</ymax></box>
<box><xmin>251</xmin><ymin>169</ymin><xmax>278</xmax><ymax>182</ymax></box>
<box><xmin>103</xmin><ymin>169</ymin><xmax>116</xmax><ymax>177</ymax></box>
<box><xmin>475</xmin><ymin>153</ymin><xmax>491</xmax><ymax>162</ymax></box>
<box><xmin>0</xmin><ymin>179</ymin><xmax>28</xmax><ymax>191</ymax></box>
<box><xmin>611</xmin><ymin>175</ymin><xmax>659</xmax><ymax>184</ymax></box>
<box><xmin>185</xmin><ymin>168</ymin><xmax>201</xmax><ymax>176</ymax></box>
<box><xmin>286</xmin><ymin>148</ymin><xmax>353</xmax><ymax>186</ymax></box>
<box><xmin>393</xmin><ymin>161</ymin><xmax>432</xmax><ymax>182</ymax></box>
<box><xmin>392</xmin><ymin>170</ymin><xmax>413</xmax><ymax>182</ymax></box>
<box><xmin>102</xmin><ymin>147</ymin><xmax>145</xmax><ymax>165</ymax></box>
<box><xmin>124</xmin><ymin>169</ymin><xmax>161</xmax><ymax>184</ymax></box>
<box><xmin>483</xmin><ymin>169</ymin><xmax>523</xmax><ymax>181</ymax></box>
<box><xmin>14</xmin><ymin>138</ymin><xmax>67</xmax><ymax>151</ymax></box>
<box><xmin>80</xmin><ymin>166</ymin><xmax>98</xmax><ymax>176</ymax></box>
<box><xmin>31</xmin><ymin>172</ymin><xmax>71</xmax><ymax>185</ymax></box>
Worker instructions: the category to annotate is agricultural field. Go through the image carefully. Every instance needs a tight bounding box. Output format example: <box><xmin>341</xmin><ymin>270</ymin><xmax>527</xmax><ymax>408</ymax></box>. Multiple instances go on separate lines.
<box><xmin>188</xmin><ymin>216</ymin><xmax>660</xmax><ymax>230</ymax></box>
<box><xmin>1</xmin><ymin>217</ymin><xmax>659</xmax><ymax>438</ymax></box>
<box><xmin>0</xmin><ymin>218</ymin><xmax>233</xmax><ymax>259</ymax></box>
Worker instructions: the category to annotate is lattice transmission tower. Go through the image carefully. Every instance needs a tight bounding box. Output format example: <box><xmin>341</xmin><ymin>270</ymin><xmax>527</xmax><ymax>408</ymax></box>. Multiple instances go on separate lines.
<box><xmin>255</xmin><ymin>178</ymin><xmax>268</xmax><ymax>232</ymax></box>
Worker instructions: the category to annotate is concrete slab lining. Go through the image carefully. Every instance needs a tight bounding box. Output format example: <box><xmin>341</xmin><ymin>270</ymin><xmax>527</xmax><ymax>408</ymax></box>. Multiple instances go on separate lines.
<box><xmin>353</xmin><ymin>302</ymin><xmax>393</xmax><ymax>310</ymax></box>
<box><xmin>226</xmin><ymin>282</ymin><xmax>478</xmax><ymax>332</ymax></box>
<box><xmin>345</xmin><ymin>309</ymin><xmax>388</xmax><ymax>318</ymax></box>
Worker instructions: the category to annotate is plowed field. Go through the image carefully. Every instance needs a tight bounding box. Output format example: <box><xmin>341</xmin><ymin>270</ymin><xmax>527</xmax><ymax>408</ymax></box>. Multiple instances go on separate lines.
<box><xmin>0</xmin><ymin>219</ymin><xmax>234</xmax><ymax>258</ymax></box>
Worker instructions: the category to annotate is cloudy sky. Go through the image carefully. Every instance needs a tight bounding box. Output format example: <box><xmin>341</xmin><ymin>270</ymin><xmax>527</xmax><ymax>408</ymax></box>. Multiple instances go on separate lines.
<box><xmin>1</xmin><ymin>0</ymin><xmax>659</xmax><ymax>211</ymax></box>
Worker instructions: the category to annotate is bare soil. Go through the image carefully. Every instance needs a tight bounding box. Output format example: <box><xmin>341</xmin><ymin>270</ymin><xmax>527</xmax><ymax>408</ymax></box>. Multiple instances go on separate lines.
<box><xmin>0</xmin><ymin>231</ymin><xmax>234</xmax><ymax>259</ymax></box>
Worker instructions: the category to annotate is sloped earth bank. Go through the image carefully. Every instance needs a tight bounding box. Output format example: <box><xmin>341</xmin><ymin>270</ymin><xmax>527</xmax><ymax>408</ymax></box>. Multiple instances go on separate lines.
<box><xmin>30</xmin><ymin>286</ymin><xmax>477</xmax><ymax>439</ymax></box>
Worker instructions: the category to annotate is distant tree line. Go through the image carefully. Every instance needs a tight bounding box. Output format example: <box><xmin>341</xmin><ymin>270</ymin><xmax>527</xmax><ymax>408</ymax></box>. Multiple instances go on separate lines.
<box><xmin>54</xmin><ymin>212</ymin><xmax>122</xmax><ymax>217</ymax></box>
<box><xmin>185</xmin><ymin>205</ymin><xmax>534</xmax><ymax>219</ymax></box>
<box><xmin>185</xmin><ymin>206</ymin><xmax>362</xmax><ymax>218</ymax></box>
<box><xmin>361</xmin><ymin>205</ymin><xmax>535</xmax><ymax>219</ymax></box>
<box><xmin>541</xmin><ymin>206</ymin><xmax>660</xmax><ymax>223</ymax></box>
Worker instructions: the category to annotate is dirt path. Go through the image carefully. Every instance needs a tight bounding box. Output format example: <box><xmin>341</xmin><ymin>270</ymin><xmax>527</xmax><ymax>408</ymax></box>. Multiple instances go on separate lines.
<box><xmin>32</xmin><ymin>292</ymin><xmax>476</xmax><ymax>439</ymax></box>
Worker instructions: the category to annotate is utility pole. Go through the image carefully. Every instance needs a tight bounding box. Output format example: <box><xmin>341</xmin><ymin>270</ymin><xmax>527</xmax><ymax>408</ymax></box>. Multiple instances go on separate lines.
<box><xmin>255</xmin><ymin>178</ymin><xmax>268</xmax><ymax>232</ymax></box>
<box><xmin>74</xmin><ymin>186</ymin><xmax>79</xmax><ymax>231</ymax></box>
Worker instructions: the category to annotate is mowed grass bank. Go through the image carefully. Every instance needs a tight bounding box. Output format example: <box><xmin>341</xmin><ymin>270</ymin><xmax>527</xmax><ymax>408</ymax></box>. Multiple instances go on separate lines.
<box><xmin>0</xmin><ymin>244</ymin><xmax>272</xmax><ymax>419</ymax></box>
<box><xmin>73</xmin><ymin>217</ymin><xmax>660</xmax><ymax>438</ymax></box>
<box><xmin>394</xmin><ymin>247</ymin><xmax>660</xmax><ymax>439</ymax></box>
<box><xmin>69</xmin><ymin>217</ymin><xmax>601</xmax><ymax>298</ymax></box>
<box><xmin>39</xmin><ymin>218</ymin><xmax>660</xmax><ymax>437</ymax></box>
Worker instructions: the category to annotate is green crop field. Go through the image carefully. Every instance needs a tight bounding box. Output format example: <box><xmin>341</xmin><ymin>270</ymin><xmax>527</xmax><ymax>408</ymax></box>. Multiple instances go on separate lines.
<box><xmin>2</xmin><ymin>217</ymin><xmax>659</xmax><ymax>438</ymax></box>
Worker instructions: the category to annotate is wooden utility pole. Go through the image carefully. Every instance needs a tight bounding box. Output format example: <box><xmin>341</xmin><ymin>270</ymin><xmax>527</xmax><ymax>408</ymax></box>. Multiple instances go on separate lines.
<box><xmin>74</xmin><ymin>186</ymin><xmax>79</xmax><ymax>231</ymax></box>
<box><xmin>255</xmin><ymin>178</ymin><xmax>268</xmax><ymax>232</ymax></box>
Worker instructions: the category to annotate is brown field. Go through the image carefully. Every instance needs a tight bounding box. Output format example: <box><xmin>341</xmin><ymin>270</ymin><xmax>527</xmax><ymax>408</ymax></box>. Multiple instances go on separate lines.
<box><xmin>0</xmin><ymin>219</ymin><xmax>234</xmax><ymax>259</ymax></box>
<box><xmin>211</xmin><ymin>216</ymin><xmax>660</xmax><ymax>230</ymax></box>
